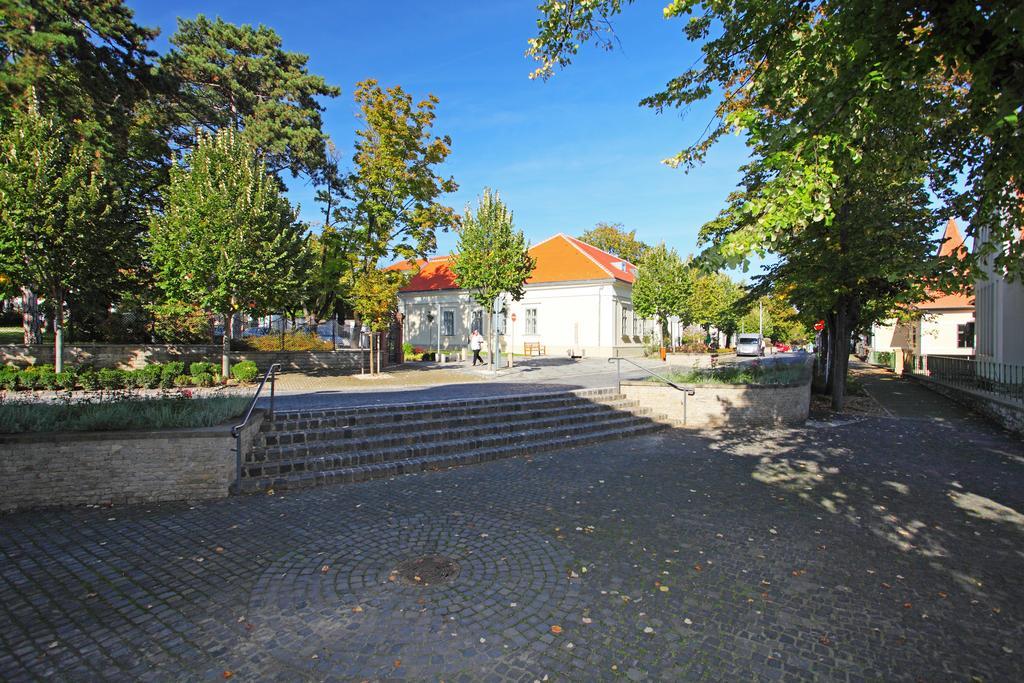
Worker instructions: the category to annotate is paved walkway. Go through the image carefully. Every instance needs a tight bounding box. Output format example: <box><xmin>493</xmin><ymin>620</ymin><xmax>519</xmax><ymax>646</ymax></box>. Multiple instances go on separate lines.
<box><xmin>853</xmin><ymin>361</ymin><xmax>992</xmax><ymax>424</ymax></box>
<box><xmin>2</xmin><ymin>396</ymin><xmax>1023</xmax><ymax>680</ymax></box>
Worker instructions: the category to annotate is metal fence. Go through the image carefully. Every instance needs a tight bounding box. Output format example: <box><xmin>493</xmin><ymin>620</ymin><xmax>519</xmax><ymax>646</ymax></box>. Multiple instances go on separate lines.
<box><xmin>923</xmin><ymin>355</ymin><xmax>1024</xmax><ymax>403</ymax></box>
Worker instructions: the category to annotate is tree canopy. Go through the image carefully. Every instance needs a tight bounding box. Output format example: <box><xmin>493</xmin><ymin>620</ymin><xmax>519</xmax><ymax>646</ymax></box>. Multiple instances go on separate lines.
<box><xmin>578</xmin><ymin>222</ymin><xmax>649</xmax><ymax>264</ymax></box>
<box><xmin>148</xmin><ymin>130</ymin><xmax>307</xmax><ymax>374</ymax></box>
<box><xmin>158</xmin><ymin>15</ymin><xmax>340</xmax><ymax>179</ymax></box>
<box><xmin>451</xmin><ymin>189</ymin><xmax>536</xmax><ymax>312</ymax></box>
<box><xmin>632</xmin><ymin>243</ymin><xmax>691</xmax><ymax>346</ymax></box>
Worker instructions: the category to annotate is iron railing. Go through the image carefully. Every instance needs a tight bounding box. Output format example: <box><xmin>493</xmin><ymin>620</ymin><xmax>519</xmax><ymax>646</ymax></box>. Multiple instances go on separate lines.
<box><xmin>608</xmin><ymin>356</ymin><xmax>697</xmax><ymax>424</ymax></box>
<box><xmin>230</xmin><ymin>363</ymin><xmax>281</xmax><ymax>493</ymax></box>
<box><xmin>923</xmin><ymin>355</ymin><xmax>1024</xmax><ymax>403</ymax></box>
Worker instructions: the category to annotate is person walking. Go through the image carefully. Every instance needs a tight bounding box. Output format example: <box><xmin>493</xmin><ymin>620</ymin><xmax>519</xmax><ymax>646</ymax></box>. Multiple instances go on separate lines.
<box><xmin>470</xmin><ymin>329</ymin><xmax>485</xmax><ymax>366</ymax></box>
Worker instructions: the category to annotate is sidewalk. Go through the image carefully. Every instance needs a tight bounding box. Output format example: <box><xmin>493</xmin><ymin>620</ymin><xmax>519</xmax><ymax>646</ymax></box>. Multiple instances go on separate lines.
<box><xmin>852</xmin><ymin>360</ymin><xmax>982</xmax><ymax>422</ymax></box>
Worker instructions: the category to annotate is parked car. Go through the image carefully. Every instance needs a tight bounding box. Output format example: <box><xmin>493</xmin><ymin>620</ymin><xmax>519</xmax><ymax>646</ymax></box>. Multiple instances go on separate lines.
<box><xmin>774</xmin><ymin>342</ymin><xmax>791</xmax><ymax>353</ymax></box>
<box><xmin>736</xmin><ymin>334</ymin><xmax>765</xmax><ymax>357</ymax></box>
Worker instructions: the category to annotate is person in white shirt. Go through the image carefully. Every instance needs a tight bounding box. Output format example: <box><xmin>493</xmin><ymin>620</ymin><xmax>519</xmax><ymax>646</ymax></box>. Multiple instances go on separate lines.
<box><xmin>470</xmin><ymin>330</ymin><xmax>484</xmax><ymax>366</ymax></box>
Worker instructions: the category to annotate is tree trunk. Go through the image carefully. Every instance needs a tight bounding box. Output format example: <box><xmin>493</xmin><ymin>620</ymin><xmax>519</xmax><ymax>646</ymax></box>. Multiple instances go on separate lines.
<box><xmin>221</xmin><ymin>312</ymin><xmax>232</xmax><ymax>379</ymax></box>
<box><xmin>53</xmin><ymin>291</ymin><xmax>64</xmax><ymax>374</ymax></box>
<box><xmin>22</xmin><ymin>287</ymin><xmax>41</xmax><ymax>345</ymax></box>
<box><xmin>829</xmin><ymin>307</ymin><xmax>850</xmax><ymax>412</ymax></box>
<box><xmin>813</xmin><ymin>324</ymin><xmax>829</xmax><ymax>395</ymax></box>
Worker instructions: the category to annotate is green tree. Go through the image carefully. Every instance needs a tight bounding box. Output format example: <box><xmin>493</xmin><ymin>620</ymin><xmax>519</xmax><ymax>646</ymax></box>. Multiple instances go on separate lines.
<box><xmin>351</xmin><ymin>268</ymin><xmax>405</xmax><ymax>375</ymax></box>
<box><xmin>0</xmin><ymin>101</ymin><xmax>123</xmax><ymax>372</ymax></box>
<box><xmin>345</xmin><ymin>79</ymin><xmax>459</xmax><ymax>270</ymax></box>
<box><xmin>149</xmin><ymin>130</ymin><xmax>308</xmax><ymax>376</ymax></box>
<box><xmin>451</xmin><ymin>189</ymin><xmax>536</xmax><ymax>369</ymax></box>
<box><xmin>578</xmin><ymin>222</ymin><xmax>649</xmax><ymax>264</ymax></box>
<box><xmin>527</xmin><ymin>1</ymin><xmax>1022</xmax><ymax>278</ymax></box>
<box><xmin>158</xmin><ymin>15</ymin><xmax>340</xmax><ymax>179</ymax></box>
<box><xmin>632</xmin><ymin>243</ymin><xmax>691</xmax><ymax>349</ymax></box>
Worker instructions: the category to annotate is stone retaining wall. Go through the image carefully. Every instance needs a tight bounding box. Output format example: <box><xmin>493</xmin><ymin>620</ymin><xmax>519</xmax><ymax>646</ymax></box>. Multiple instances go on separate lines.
<box><xmin>905</xmin><ymin>373</ymin><xmax>1024</xmax><ymax>436</ymax></box>
<box><xmin>0</xmin><ymin>413</ymin><xmax>263</xmax><ymax>513</ymax></box>
<box><xmin>0</xmin><ymin>344</ymin><xmax>374</xmax><ymax>373</ymax></box>
<box><xmin>620</xmin><ymin>379</ymin><xmax>810</xmax><ymax>428</ymax></box>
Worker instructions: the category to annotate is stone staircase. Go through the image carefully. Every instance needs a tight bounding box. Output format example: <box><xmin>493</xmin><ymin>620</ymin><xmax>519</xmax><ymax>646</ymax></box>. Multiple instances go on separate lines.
<box><xmin>238</xmin><ymin>388</ymin><xmax>666</xmax><ymax>493</ymax></box>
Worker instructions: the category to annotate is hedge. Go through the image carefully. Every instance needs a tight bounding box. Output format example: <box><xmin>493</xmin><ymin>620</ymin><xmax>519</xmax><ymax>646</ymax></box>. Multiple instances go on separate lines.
<box><xmin>0</xmin><ymin>360</ymin><xmax>259</xmax><ymax>393</ymax></box>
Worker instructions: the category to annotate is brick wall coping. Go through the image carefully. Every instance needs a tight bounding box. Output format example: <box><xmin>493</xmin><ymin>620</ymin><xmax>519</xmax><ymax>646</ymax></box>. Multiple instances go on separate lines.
<box><xmin>620</xmin><ymin>378</ymin><xmax>810</xmax><ymax>390</ymax></box>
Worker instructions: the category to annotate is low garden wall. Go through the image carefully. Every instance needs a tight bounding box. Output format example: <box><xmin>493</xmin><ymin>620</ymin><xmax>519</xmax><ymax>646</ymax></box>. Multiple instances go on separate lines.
<box><xmin>0</xmin><ymin>413</ymin><xmax>263</xmax><ymax>513</ymax></box>
<box><xmin>0</xmin><ymin>344</ymin><xmax>374</xmax><ymax>373</ymax></box>
<box><xmin>620</xmin><ymin>378</ymin><xmax>810</xmax><ymax>428</ymax></box>
<box><xmin>905</xmin><ymin>373</ymin><xmax>1024</xmax><ymax>436</ymax></box>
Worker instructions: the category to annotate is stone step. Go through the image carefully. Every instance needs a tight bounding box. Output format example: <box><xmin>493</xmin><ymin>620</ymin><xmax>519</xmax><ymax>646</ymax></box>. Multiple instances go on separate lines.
<box><xmin>263</xmin><ymin>388</ymin><xmax>620</xmax><ymax>431</ymax></box>
<box><xmin>257</xmin><ymin>397</ymin><xmax>641</xmax><ymax>449</ymax></box>
<box><xmin>247</xmin><ymin>407</ymin><xmax>654</xmax><ymax>468</ymax></box>
<box><xmin>239</xmin><ymin>417</ymin><xmax>664</xmax><ymax>493</ymax></box>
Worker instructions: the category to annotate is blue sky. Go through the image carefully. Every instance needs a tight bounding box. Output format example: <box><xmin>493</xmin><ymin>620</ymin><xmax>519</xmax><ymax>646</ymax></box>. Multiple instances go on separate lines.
<box><xmin>129</xmin><ymin>1</ymin><xmax>752</xmax><ymax>263</ymax></box>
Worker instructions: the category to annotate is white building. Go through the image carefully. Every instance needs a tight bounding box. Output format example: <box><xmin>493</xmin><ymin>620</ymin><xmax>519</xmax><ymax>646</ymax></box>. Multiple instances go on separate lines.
<box><xmin>975</xmin><ymin>223</ymin><xmax>1024</xmax><ymax>366</ymax></box>
<box><xmin>391</xmin><ymin>234</ymin><xmax>658</xmax><ymax>358</ymax></box>
<box><xmin>870</xmin><ymin>219</ymin><xmax>974</xmax><ymax>369</ymax></box>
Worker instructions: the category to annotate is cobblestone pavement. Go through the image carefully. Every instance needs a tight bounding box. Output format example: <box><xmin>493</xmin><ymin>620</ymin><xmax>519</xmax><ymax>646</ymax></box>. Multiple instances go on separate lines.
<box><xmin>3</xmin><ymin>409</ymin><xmax>1023</xmax><ymax>680</ymax></box>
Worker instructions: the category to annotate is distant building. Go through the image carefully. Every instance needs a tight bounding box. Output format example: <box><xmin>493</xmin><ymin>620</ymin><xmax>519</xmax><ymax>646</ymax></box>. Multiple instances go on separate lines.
<box><xmin>974</xmin><ymin>223</ymin><xmax>1024</xmax><ymax>367</ymax></box>
<box><xmin>390</xmin><ymin>233</ymin><xmax>658</xmax><ymax>358</ymax></box>
<box><xmin>870</xmin><ymin>219</ymin><xmax>974</xmax><ymax>369</ymax></box>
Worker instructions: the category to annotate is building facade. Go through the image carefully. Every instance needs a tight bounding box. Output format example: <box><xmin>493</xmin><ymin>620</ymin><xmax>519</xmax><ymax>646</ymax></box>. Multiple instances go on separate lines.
<box><xmin>974</xmin><ymin>224</ymin><xmax>1024</xmax><ymax>366</ymax></box>
<box><xmin>392</xmin><ymin>234</ymin><xmax>659</xmax><ymax>358</ymax></box>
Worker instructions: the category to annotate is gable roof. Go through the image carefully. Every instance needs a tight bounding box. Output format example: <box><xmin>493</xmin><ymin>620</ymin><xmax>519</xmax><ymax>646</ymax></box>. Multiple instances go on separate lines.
<box><xmin>919</xmin><ymin>218</ymin><xmax>973</xmax><ymax>310</ymax></box>
<box><xmin>392</xmin><ymin>233</ymin><xmax>638</xmax><ymax>293</ymax></box>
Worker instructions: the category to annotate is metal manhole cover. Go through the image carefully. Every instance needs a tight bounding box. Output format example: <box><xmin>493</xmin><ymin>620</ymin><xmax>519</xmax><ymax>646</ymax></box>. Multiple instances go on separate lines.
<box><xmin>393</xmin><ymin>555</ymin><xmax>460</xmax><ymax>586</ymax></box>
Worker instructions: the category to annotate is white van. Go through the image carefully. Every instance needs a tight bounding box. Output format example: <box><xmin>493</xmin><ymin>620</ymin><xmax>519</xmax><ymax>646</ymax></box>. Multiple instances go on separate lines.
<box><xmin>736</xmin><ymin>334</ymin><xmax>764</xmax><ymax>357</ymax></box>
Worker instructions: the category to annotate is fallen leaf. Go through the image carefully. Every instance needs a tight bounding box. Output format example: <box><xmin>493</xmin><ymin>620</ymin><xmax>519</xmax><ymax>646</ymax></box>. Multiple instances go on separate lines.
<box><xmin>819</xmin><ymin>635</ymin><xmax>832</xmax><ymax>646</ymax></box>
<box><xmin>321</xmin><ymin>565</ymin><xmax>330</xmax><ymax>573</ymax></box>
<box><xmin>393</xmin><ymin>659</ymin><xmax>401</xmax><ymax>668</ymax></box>
<box><xmin>222</xmin><ymin>672</ymin><xmax>233</xmax><ymax>680</ymax></box>
<box><xmin>352</xmin><ymin>606</ymin><xmax>364</xmax><ymax>613</ymax></box>
<box><xmin>693</xmin><ymin>564</ymin><xmax>703</xmax><ymax>572</ymax></box>
<box><xmin>215</xmin><ymin>547</ymin><xmax>225</xmax><ymax>554</ymax></box>
<box><xmin>659</xmin><ymin>586</ymin><xmax>669</xmax><ymax>593</ymax></box>
<box><xmin>903</xmin><ymin>602</ymin><xmax>913</xmax><ymax>609</ymax></box>
<box><xmin>550</xmin><ymin>625</ymin><xmax>563</xmax><ymax>634</ymax></box>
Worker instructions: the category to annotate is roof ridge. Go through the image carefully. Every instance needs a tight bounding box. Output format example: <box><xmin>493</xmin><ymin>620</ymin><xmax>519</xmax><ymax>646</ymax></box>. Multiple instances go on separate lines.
<box><xmin>562</xmin><ymin>234</ymin><xmax>619</xmax><ymax>279</ymax></box>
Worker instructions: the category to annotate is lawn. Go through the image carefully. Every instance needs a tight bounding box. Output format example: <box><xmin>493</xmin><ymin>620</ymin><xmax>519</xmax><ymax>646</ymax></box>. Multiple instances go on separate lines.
<box><xmin>0</xmin><ymin>326</ymin><xmax>53</xmax><ymax>344</ymax></box>
<box><xmin>0</xmin><ymin>396</ymin><xmax>250</xmax><ymax>434</ymax></box>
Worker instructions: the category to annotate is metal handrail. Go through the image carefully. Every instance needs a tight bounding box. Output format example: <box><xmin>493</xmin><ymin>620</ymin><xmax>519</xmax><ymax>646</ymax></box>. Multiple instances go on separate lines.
<box><xmin>608</xmin><ymin>356</ymin><xmax>696</xmax><ymax>424</ymax></box>
<box><xmin>230</xmin><ymin>363</ymin><xmax>281</xmax><ymax>493</ymax></box>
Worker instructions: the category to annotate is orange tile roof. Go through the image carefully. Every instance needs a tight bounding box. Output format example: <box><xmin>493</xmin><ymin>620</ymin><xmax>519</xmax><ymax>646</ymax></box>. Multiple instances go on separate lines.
<box><xmin>919</xmin><ymin>219</ymin><xmax>973</xmax><ymax>310</ymax></box>
<box><xmin>394</xmin><ymin>234</ymin><xmax>637</xmax><ymax>292</ymax></box>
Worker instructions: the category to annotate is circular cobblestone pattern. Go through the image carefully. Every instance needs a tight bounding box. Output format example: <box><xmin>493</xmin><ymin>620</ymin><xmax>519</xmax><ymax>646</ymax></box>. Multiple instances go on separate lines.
<box><xmin>245</xmin><ymin>512</ymin><xmax>580</xmax><ymax>677</ymax></box>
<box><xmin>394</xmin><ymin>555</ymin><xmax>460</xmax><ymax>585</ymax></box>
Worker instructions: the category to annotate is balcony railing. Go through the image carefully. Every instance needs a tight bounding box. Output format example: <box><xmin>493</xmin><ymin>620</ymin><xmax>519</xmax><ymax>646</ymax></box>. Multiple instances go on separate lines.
<box><xmin>922</xmin><ymin>355</ymin><xmax>1024</xmax><ymax>403</ymax></box>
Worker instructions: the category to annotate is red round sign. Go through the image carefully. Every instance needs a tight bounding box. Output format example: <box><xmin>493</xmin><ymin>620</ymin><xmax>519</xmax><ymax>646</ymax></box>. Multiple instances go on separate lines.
<box><xmin>510</xmin><ymin>313</ymin><xmax>517</xmax><ymax>322</ymax></box>
<box><xmin>813</xmin><ymin>320</ymin><xmax>825</xmax><ymax>331</ymax></box>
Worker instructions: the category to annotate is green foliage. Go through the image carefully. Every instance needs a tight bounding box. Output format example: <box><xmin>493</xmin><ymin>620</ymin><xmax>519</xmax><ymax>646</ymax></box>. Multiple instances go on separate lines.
<box><xmin>351</xmin><ymin>269</ymin><xmax>404</xmax><ymax>334</ymax></box>
<box><xmin>0</xmin><ymin>366</ymin><xmax>18</xmax><ymax>391</ymax></box>
<box><xmin>149</xmin><ymin>131</ymin><xmax>308</xmax><ymax>321</ymax></box>
<box><xmin>161</xmin><ymin>362</ymin><xmax>186</xmax><ymax>382</ymax></box>
<box><xmin>663</xmin><ymin>363</ymin><xmax>809</xmax><ymax>386</ymax></box>
<box><xmin>632</xmin><ymin>243</ymin><xmax>691</xmax><ymax>345</ymax></box>
<box><xmin>149</xmin><ymin>300</ymin><xmax>212</xmax><ymax>344</ymax></box>
<box><xmin>451</xmin><ymin>189</ymin><xmax>536</xmax><ymax>312</ymax></box>
<box><xmin>16</xmin><ymin>368</ymin><xmax>41</xmax><ymax>390</ymax></box>
<box><xmin>97</xmin><ymin>368</ymin><xmax>124</xmax><ymax>390</ymax></box>
<box><xmin>0</xmin><ymin>396</ymin><xmax>251</xmax><ymax>434</ymax></box>
<box><xmin>55</xmin><ymin>370</ymin><xmax>77</xmax><ymax>391</ymax></box>
<box><xmin>578</xmin><ymin>223</ymin><xmax>648</xmax><ymax>264</ymax></box>
<box><xmin>190</xmin><ymin>362</ymin><xmax>215</xmax><ymax>377</ymax></box>
<box><xmin>77</xmin><ymin>369</ymin><xmax>100</xmax><ymax>391</ymax></box>
<box><xmin>231</xmin><ymin>361</ymin><xmax>259</xmax><ymax>383</ymax></box>
<box><xmin>141</xmin><ymin>364</ymin><xmax>163</xmax><ymax>389</ymax></box>
<box><xmin>344</xmin><ymin>79</ymin><xmax>459</xmax><ymax>268</ymax></box>
<box><xmin>158</xmin><ymin>15</ymin><xmax>339</xmax><ymax>180</ymax></box>
<box><xmin>193</xmin><ymin>372</ymin><xmax>215</xmax><ymax>387</ymax></box>
<box><xmin>173</xmin><ymin>374</ymin><xmax>192</xmax><ymax>388</ymax></box>
<box><xmin>238</xmin><ymin>330</ymin><xmax>332</xmax><ymax>352</ymax></box>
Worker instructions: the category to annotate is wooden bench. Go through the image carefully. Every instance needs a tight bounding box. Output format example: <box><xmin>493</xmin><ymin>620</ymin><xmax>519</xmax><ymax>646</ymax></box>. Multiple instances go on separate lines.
<box><xmin>523</xmin><ymin>342</ymin><xmax>546</xmax><ymax>356</ymax></box>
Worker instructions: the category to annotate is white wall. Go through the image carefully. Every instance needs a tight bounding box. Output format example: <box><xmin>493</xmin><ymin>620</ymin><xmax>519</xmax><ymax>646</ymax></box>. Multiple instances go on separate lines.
<box><xmin>398</xmin><ymin>280</ymin><xmax>654</xmax><ymax>357</ymax></box>
<box><xmin>975</xmin><ymin>225</ymin><xmax>1024</xmax><ymax>365</ymax></box>
<box><xmin>919</xmin><ymin>309</ymin><xmax>974</xmax><ymax>357</ymax></box>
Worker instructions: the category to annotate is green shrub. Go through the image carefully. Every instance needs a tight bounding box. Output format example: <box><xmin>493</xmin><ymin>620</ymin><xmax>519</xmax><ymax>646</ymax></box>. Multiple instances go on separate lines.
<box><xmin>78</xmin><ymin>368</ymin><xmax>101</xmax><ymax>391</ymax></box>
<box><xmin>122</xmin><ymin>368</ymin><xmax>146</xmax><ymax>389</ymax></box>
<box><xmin>239</xmin><ymin>330</ymin><xmax>332</xmax><ymax>352</ymax></box>
<box><xmin>55</xmin><ymin>370</ymin><xmax>77</xmax><ymax>391</ymax></box>
<box><xmin>231</xmin><ymin>360</ymin><xmax>259</xmax><ymax>383</ymax></box>
<box><xmin>97</xmin><ymin>368</ymin><xmax>125</xmax><ymax>390</ymax></box>
<box><xmin>37</xmin><ymin>368</ymin><xmax>58</xmax><ymax>390</ymax></box>
<box><xmin>17</xmin><ymin>370</ymin><xmax>41</xmax><ymax>390</ymax></box>
<box><xmin>193</xmin><ymin>371</ymin><xmax>215</xmax><ymax>387</ymax></box>
<box><xmin>161</xmin><ymin>361</ymin><xmax>185</xmax><ymax>381</ymax></box>
<box><xmin>141</xmin><ymin>364</ymin><xmax>163</xmax><ymax>389</ymax></box>
<box><xmin>403</xmin><ymin>341</ymin><xmax>414</xmax><ymax>357</ymax></box>
<box><xmin>0</xmin><ymin>367</ymin><xmax>19</xmax><ymax>391</ymax></box>
<box><xmin>0</xmin><ymin>396</ymin><xmax>251</xmax><ymax>433</ymax></box>
<box><xmin>173</xmin><ymin>374</ymin><xmax>193</xmax><ymax>388</ymax></box>
<box><xmin>190</xmin><ymin>361</ymin><xmax>216</xmax><ymax>377</ymax></box>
